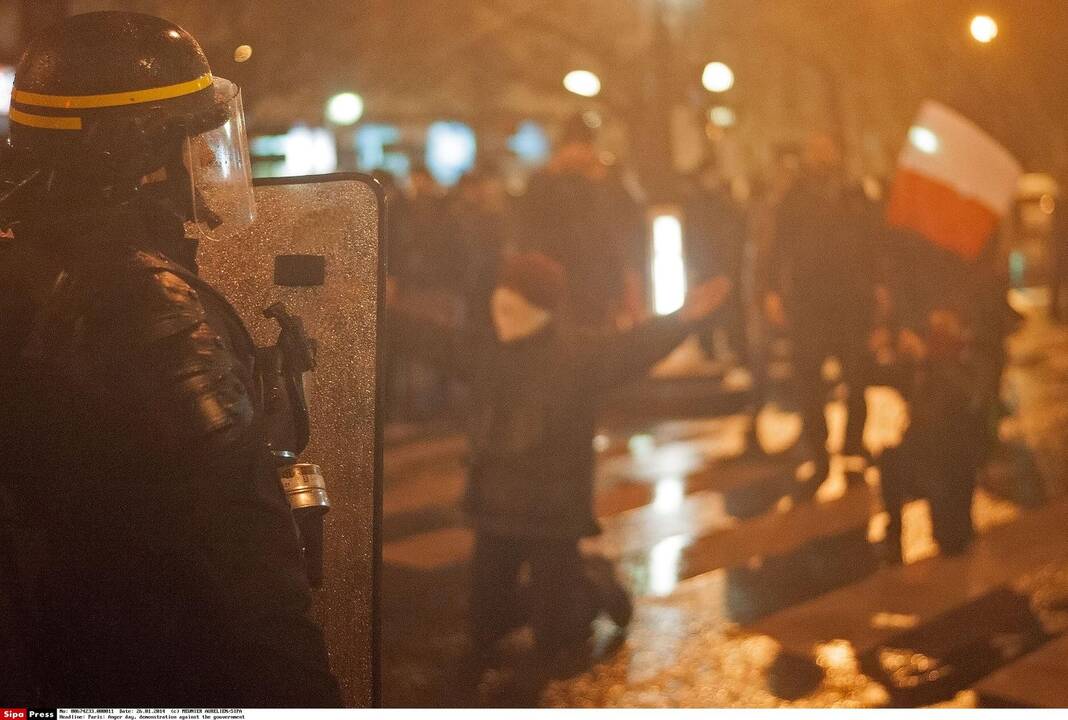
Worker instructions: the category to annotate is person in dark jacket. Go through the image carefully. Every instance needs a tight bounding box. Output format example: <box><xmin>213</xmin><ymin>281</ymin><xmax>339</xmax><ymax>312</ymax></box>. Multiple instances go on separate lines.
<box><xmin>876</xmin><ymin>246</ymin><xmax>1020</xmax><ymax>563</ymax></box>
<box><xmin>766</xmin><ymin>134</ymin><xmax>883</xmax><ymax>497</ymax></box>
<box><xmin>519</xmin><ymin>117</ymin><xmax>645</xmax><ymax>330</ymax></box>
<box><xmin>390</xmin><ymin>253</ymin><xmax>730</xmax><ymax>661</ymax></box>
<box><xmin>684</xmin><ymin>157</ymin><xmax>749</xmax><ymax>364</ymax></box>
<box><xmin>0</xmin><ymin>12</ymin><xmax>339</xmax><ymax>706</ymax></box>
<box><xmin>877</xmin><ymin>310</ymin><xmax>985</xmax><ymax>562</ymax></box>
<box><xmin>391</xmin><ymin>165</ymin><xmax>468</xmax><ymax>420</ymax></box>
<box><xmin>395</xmin><ymin>164</ymin><xmax>465</xmax><ymax>294</ymax></box>
<box><xmin>448</xmin><ymin>168</ymin><xmax>513</xmax><ymax>338</ymax></box>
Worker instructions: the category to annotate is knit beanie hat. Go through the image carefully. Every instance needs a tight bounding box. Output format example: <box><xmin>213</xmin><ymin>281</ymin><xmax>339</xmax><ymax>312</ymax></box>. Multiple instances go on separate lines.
<box><xmin>497</xmin><ymin>252</ymin><xmax>567</xmax><ymax>312</ymax></box>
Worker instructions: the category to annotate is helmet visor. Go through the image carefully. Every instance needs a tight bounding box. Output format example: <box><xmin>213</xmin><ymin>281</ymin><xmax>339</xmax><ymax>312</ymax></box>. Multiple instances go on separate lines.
<box><xmin>183</xmin><ymin>77</ymin><xmax>255</xmax><ymax>240</ymax></box>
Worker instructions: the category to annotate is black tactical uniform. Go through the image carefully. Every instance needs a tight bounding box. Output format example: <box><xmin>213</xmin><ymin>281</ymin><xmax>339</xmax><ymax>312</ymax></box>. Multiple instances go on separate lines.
<box><xmin>0</xmin><ymin>12</ymin><xmax>340</xmax><ymax>706</ymax></box>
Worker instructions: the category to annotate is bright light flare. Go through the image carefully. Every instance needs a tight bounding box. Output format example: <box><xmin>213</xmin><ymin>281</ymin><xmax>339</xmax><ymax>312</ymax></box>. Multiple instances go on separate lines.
<box><xmin>652</xmin><ymin>476</ymin><xmax>686</xmax><ymax>514</ymax></box>
<box><xmin>816</xmin><ymin>640</ymin><xmax>858</xmax><ymax>671</ymax></box>
<box><xmin>970</xmin><ymin>15</ymin><xmax>998</xmax><ymax>43</ymax></box>
<box><xmin>0</xmin><ymin>66</ymin><xmax>14</xmax><ymax>115</ymax></box>
<box><xmin>326</xmin><ymin>92</ymin><xmax>364</xmax><ymax>125</ymax></box>
<box><xmin>702</xmin><ymin>62</ymin><xmax>734</xmax><ymax>93</ymax></box>
<box><xmin>563</xmin><ymin>70</ymin><xmax>601</xmax><ymax>98</ymax></box>
<box><xmin>651</xmin><ymin>209</ymin><xmax>687</xmax><ymax>315</ymax></box>
<box><xmin>649</xmin><ymin>534</ymin><xmax>687</xmax><ymax>597</ymax></box>
<box><xmin>908</xmin><ymin>125</ymin><xmax>940</xmax><ymax>155</ymax></box>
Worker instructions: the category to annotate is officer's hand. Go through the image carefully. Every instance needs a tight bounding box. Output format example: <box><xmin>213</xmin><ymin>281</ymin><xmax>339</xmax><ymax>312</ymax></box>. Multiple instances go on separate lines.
<box><xmin>680</xmin><ymin>276</ymin><xmax>731</xmax><ymax>322</ymax></box>
<box><xmin>764</xmin><ymin>292</ymin><xmax>786</xmax><ymax>327</ymax></box>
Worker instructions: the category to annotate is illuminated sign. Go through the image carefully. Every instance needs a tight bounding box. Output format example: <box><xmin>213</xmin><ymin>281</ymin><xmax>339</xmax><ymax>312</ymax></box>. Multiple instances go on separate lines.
<box><xmin>251</xmin><ymin>125</ymin><xmax>338</xmax><ymax>178</ymax></box>
<box><xmin>426</xmin><ymin>121</ymin><xmax>477</xmax><ymax>186</ymax></box>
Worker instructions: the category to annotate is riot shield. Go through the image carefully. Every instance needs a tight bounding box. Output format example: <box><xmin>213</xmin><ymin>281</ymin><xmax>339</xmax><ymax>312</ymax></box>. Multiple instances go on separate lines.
<box><xmin>197</xmin><ymin>173</ymin><xmax>383</xmax><ymax>707</ymax></box>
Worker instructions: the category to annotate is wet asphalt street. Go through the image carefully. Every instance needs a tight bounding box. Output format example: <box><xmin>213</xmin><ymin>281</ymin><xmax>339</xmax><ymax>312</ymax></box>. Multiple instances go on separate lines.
<box><xmin>381</xmin><ymin>306</ymin><xmax>1068</xmax><ymax>708</ymax></box>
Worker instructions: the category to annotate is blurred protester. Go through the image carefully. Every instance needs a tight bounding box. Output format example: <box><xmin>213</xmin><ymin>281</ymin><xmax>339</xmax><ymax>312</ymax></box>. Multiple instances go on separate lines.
<box><xmin>449</xmin><ymin>168</ymin><xmax>514</xmax><ymax>337</ymax></box>
<box><xmin>876</xmin><ymin>317</ymin><xmax>977</xmax><ymax>560</ymax></box>
<box><xmin>742</xmin><ymin>149</ymin><xmax>802</xmax><ymax>454</ymax></box>
<box><xmin>390</xmin><ymin>165</ymin><xmax>466</xmax><ymax>420</ymax></box>
<box><xmin>877</xmin><ymin>310</ymin><xmax>979</xmax><ymax>561</ymax></box>
<box><xmin>520</xmin><ymin>116</ymin><xmax>644</xmax><ymax>330</ymax></box>
<box><xmin>393</xmin><ymin>164</ymin><xmax>466</xmax><ymax>306</ymax></box>
<box><xmin>388</xmin><ymin>253</ymin><xmax>730</xmax><ymax>671</ymax></box>
<box><xmin>766</xmin><ymin>134</ymin><xmax>883</xmax><ymax>496</ymax></box>
<box><xmin>683</xmin><ymin>156</ymin><xmax>749</xmax><ymax>365</ymax></box>
<box><xmin>750</xmin><ymin>147</ymin><xmax>803</xmax><ymax>309</ymax></box>
<box><xmin>875</xmin><ymin>236</ymin><xmax>1020</xmax><ymax>562</ymax></box>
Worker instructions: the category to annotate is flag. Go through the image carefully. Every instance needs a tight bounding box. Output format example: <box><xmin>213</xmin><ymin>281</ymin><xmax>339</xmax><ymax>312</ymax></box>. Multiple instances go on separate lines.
<box><xmin>886</xmin><ymin>100</ymin><xmax>1022</xmax><ymax>260</ymax></box>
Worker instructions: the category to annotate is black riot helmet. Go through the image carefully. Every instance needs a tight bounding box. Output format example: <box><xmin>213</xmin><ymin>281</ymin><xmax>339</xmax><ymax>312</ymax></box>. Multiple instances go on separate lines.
<box><xmin>1</xmin><ymin>11</ymin><xmax>255</xmax><ymax>237</ymax></box>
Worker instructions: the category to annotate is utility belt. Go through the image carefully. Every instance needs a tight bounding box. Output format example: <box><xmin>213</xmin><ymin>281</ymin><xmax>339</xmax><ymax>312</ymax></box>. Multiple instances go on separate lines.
<box><xmin>256</xmin><ymin>302</ymin><xmax>330</xmax><ymax>588</ymax></box>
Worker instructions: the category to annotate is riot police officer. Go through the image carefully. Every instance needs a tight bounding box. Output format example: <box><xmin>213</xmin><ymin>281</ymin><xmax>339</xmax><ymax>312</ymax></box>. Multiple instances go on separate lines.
<box><xmin>0</xmin><ymin>12</ymin><xmax>341</xmax><ymax>706</ymax></box>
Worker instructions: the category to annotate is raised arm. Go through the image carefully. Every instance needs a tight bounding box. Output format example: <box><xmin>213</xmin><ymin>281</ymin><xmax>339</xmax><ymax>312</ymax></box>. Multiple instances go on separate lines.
<box><xmin>582</xmin><ymin>276</ymin><xmax>731</xmax><ymax>390</ymax></box>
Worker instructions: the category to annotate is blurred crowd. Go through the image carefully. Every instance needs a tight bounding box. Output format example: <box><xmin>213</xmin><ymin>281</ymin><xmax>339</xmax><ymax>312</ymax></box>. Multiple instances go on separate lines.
<box><xmin>382</xmin><ymin>119</ymin><xmax>1016</xmax><ymax>426</ymax></box>
<box><xmin>383</xmin><ymin>116</ymin><xmax>1024</xmax><ymax>670</ymax></box>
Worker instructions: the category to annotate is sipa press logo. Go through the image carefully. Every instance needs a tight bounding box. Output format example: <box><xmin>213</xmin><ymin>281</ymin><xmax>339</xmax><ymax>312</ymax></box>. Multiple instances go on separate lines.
<box><xmin>1</xmin><ymin>711</ymin><xmax>27</xmax><ymax>719</ymax></box>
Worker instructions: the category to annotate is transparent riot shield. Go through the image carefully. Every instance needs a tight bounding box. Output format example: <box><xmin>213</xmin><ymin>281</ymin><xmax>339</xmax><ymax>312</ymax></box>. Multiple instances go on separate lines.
<box><xmin>197</xmin><ymin>173</ymin><xmax>383</xmax><ymax>707</ymax></box>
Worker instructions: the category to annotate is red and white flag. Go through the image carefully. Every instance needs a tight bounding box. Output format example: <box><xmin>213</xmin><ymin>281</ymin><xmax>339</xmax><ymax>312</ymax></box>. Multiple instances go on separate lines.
<box><xmin>886</xmin><ymin>100</ymin><xmax>1022</xmax><ymax>260</ymax></box>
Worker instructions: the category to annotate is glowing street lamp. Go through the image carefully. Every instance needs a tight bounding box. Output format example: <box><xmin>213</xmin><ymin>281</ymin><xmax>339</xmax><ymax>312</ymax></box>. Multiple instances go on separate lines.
<box><xmin>970</xmin><ymin>15</ymin><xmax>998</xmax><ymax>43</ymax></box>
<box><xmin>563</xmin><ymin>70</ymin><xmax>602</xmax><ymax>98</ymax></box>
<box><xmin>701</xmin><ymin>61</ymin><xmax>734</xmax><ymax>93</ymax></box>
<box><xmin>326</xmin><ymin>92</ymin><xmax>364</xmax><ymax>125</ymax></box>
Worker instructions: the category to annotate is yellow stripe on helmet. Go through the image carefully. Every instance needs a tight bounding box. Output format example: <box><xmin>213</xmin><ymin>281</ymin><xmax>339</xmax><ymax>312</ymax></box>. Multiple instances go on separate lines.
<box><xmin>13</xmin><ymin>73</ymin><xmax>213</xmax><ymax>110</ymax></box>
<box><xmin>9</xmin><ymin>108</ymin><xmax>82</xmax><ymax>130</ymax></box>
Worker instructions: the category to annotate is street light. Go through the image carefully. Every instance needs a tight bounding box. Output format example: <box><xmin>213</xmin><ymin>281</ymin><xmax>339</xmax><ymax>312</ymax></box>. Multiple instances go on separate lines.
<box><xmin>701</xmin><ymin>61</ymin><xmax>734</xmax><ymax>93</ymax></box>
<box><xmin>970</xmin><ymin>15</ymin><xmax>998</xmax><ymax>43</ymax></box>
<box><xmin>563</xmin><ymin>70</ymin><xmax>601</xmax><ymax>98</ymax></box>
<box><xmin>325</xmin><ymin>92</ymin><xmax>364</xmax><ymax>125</ymax></box>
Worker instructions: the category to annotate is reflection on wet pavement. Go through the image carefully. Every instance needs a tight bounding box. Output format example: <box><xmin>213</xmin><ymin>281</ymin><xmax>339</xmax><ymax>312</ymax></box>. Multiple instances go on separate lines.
<box><xmin>382</xmin><ymin>312</ymin><xmax>1068</xmax><ymax>707</ymax></box>
<box><xmin>858</xmin><ymin>588</ymin><xmax>1049</xmax><ymax>707</ymax></box>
